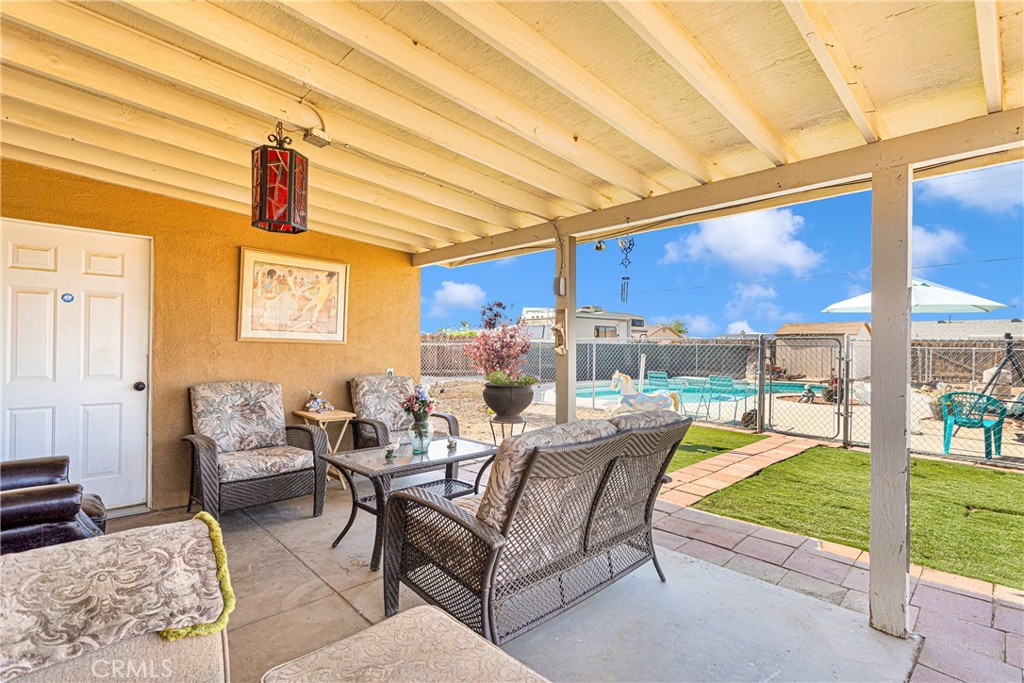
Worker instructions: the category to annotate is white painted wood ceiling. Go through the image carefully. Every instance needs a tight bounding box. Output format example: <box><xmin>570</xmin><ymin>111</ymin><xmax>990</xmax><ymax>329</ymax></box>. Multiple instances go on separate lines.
<box><xmin>1</xmin><ymin>1</ymin><xmax>1021</xmax><ymax>260</ymax></box>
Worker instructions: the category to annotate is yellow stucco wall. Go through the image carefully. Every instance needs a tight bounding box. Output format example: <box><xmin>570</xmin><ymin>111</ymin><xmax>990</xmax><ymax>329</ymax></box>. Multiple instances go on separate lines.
<box><xmin>1</xmin><ymin>160</ymin><xmax>421</xmax><ymax>509</ymax></box>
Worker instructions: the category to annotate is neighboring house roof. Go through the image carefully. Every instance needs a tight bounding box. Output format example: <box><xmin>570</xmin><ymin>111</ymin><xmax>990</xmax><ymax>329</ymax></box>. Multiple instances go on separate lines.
<box><xmin>910</xmin><ymin>319</ymin><xmax>1024</xmax><ymax>340</ymax></box>
<box><xmin>775</xmin><ymin>322</ymin><xmax>868</xmax><ymax>336</ymax></box>
<box><xmin>640</xmin><ymin>325</ymin><xmax>685</xmax><ymax>339</ymax></box>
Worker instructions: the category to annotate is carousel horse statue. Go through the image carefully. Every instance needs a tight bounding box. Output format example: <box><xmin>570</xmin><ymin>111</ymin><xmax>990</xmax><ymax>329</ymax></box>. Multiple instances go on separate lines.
<box><xmin>609</xmin><ymin>371</ymin><xmax>680</xmax><ymax>414</ymax></box>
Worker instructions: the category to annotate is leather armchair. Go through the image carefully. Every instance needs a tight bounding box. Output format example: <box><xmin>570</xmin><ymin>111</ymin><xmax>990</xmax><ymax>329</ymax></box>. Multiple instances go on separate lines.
<box><xmin>0</xmin><ymin>456</ymin><xmax>107</xmax><ymax>554</ymax></box>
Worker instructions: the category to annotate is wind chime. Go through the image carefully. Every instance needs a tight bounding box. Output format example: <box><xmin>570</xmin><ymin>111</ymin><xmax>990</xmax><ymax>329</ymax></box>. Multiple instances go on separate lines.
<box><xmin>618</xmin><ymin>235</ymin><xmax>635</xmax><ymax>303</ymax></box>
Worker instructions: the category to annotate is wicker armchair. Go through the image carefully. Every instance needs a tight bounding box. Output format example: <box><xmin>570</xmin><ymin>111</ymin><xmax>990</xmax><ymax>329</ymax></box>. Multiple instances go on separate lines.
<box><xmin>182</xmin><ymin>381</ymin><xmax>328</xmax><ymax>519</ymax></box>
<box><xmin>384</xmin><ymin>411</ymin><xmax>692</xmax><ymax>645</ymax></box>
<box><xmin>349</xmin><ymin>375</ymin><xmax>459</xmax><ymax>449</ymax></box>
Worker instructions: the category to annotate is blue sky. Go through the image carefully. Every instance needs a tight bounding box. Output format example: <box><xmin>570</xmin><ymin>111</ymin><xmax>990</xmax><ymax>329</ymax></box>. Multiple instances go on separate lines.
<box><xmin>421</xmin><ymin>163</ymin><xmax>1024</xmax><ymax>336</ymax></box>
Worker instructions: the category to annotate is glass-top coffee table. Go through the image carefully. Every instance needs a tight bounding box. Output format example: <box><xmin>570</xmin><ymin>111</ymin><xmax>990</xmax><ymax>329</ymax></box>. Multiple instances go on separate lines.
<box><xmin>320</xmin><ymin>437</ymin><xmax>498</xmax><ymax>570</ymax></box>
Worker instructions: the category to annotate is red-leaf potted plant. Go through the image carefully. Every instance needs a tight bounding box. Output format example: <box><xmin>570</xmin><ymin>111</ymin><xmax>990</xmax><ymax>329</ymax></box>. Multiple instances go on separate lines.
<box><xmin>464</xmin><ymin>302</ymin><xmax>538</xmax><ymax>419</ymax></box>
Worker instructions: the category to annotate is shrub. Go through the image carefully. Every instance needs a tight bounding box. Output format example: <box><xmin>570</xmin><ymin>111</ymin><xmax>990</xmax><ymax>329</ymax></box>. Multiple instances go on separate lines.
<box><xmin>464</xmin><ymin>301</ymin><xmax>535</xmax><ymax>381</ymax></box>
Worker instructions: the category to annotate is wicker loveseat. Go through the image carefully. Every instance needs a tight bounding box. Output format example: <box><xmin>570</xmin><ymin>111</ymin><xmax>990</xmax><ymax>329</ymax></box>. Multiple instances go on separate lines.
<box><xmin>384</xmin><ymin>410</ymin><xmax>692</xmax><ymax>644</ymax></box>
<box><xmin>183</xmin><ymin>381</ymin><xmax>328</xmax><ymax>519</ymax></box>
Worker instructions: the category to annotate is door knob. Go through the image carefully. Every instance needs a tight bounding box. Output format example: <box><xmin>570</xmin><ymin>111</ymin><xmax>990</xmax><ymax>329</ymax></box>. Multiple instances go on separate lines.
<box><xmin>133</xmin><ymin>382</ymin><xmax>147</xmax><ymax>391</ymax></box>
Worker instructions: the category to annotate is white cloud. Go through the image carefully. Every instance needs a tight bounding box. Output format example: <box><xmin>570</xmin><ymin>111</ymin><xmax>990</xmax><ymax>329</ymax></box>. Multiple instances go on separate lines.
<box><xmin>916</xmin><ymin>164</ymin><xmax>1024</xmax><ymax>215</ymax></box>
<box><xmin>660</xmin><ymin>208</ymin><xmax>823</xmax><ymax>274</ymax></box>
<box><xmin>912</xmin><ymin>225</ymin><xmax>964</xmax><ymax>267</ymax></box>
<box><xmin>846</xmin><ymin>282</ymin><xmax>868</xmax><ymax>297</ymax></box>
<box><xmin>427</xmin><ymin>281</ymin><xmax>485</xmax><ymax>318</ymax></box>
<box><xmin>660</xmin><ymin>239</ymin><xmax>684</xmax><ymax>265</ymax></box>
<box><xmin>492</xmin><ymin>256</ymin><xmax>519</xmax><ymax>268</ymax></box>
<box><xmin>726</xmin><ymin>320</ymin><xmax>761</xmax><ymax>335</ymax></box>
<box><xmin>725</xmin><ymin>282</ymin><xmax>777</xmax><ymax>318</ymax></box>
<box><xmin>682</xmin><ymin>315</ymin><xmax>715</xmax><ymax>337</ymax></box>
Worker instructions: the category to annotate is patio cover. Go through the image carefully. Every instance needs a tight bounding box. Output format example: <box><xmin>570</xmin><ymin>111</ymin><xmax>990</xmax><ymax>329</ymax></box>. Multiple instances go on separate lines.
<box><xmin>0</xmin><ymin>1</ymin><xmax>1020</xmax><ymax>262</ymax></box>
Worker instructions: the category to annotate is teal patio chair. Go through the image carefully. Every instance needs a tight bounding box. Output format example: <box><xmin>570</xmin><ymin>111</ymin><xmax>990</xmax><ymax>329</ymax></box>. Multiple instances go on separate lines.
<box><xmin>696</xmin><ymin>376</ymin><xmax>748</xmax><ymax>423</ymax></box>
<box><xmin>647</xmin><ymin>371</ymin><xmax>671</xmax><ymax>390</ymax></box>
<box><xmin>939</xmin><ymin>392</ymin><xmax>1007</xmax><ymax>459</ymax></box>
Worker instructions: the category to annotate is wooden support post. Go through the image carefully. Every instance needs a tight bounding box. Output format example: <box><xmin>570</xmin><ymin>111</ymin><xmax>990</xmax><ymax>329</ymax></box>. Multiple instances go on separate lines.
<box><xmin>868</xmin><ymin>164</ymin><xmax>912</xmax><ymax>638</ymax></box>
<box><xmin>555</xmin><ymin>234</ymin><xmax>577</xmax><ymax>424</ymax></box>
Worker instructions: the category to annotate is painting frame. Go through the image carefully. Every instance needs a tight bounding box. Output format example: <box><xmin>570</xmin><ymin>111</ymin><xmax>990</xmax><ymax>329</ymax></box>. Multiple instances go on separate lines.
<box><xmin>238</xmin><ymin>248</ymin><xmax>349</xmax><ymax>344</ymax></box>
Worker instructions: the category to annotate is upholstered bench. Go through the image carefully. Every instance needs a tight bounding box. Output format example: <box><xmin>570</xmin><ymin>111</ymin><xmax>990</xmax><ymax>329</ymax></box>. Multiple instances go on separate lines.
<box><xmin>262</xmin><ymin>606</ymin><xmax>547</xmax><ymax>683</ymax></box>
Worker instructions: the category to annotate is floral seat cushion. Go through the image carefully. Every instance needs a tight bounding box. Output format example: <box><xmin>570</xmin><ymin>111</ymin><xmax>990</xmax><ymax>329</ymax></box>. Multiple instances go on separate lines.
<box><xmin>475</xmin><ymin>420</ymin><xmax>618</xmax><ymax>531</ymax></box>
<box><xmin>218</xmin><ymin>446</ymin><xmax>312</xmax><ymax>483</ymax></box>
<box><xmin>190</xmin><ymin>381</ymin><xmax>287</xmax><ymax>453</ymax></box>
<box><xmin>351</xmin><ymin>375</ymin><xmax>416</xmax><ymax>442</ymax></box>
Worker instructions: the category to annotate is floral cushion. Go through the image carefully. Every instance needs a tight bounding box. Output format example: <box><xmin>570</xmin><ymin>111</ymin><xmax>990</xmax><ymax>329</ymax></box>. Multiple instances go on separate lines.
<box><xmin>261</xmin><ymin>606</ymin><xmax>548</xmax><ymax>682</ymax></box>
<box><xmin>190</xmin><ymin>381</ymin><xmax>287</xmax><ymax>453</ymax></box>
<box><xmin>0</xmin><ymin>518</ymin><xmax>227</xmax><ymax>681</ymax></box>
<box><xmin>452</xmin><ymin>494</ymin><xmax>483</xmax><ymax>515</ymax></box>
<box><xmin>475</xmin><ymin>420</ymin><xmax>618</xmax><ymax>531</ymax></box>
<box><xmin>351</xmin><ymin>375</ymin><xmax>415</xmax><ymax>442</ymax></box>
<box><xmin>218</xmin><ymin>446</ymin><xmax>313</xmax><ymax>483</ymax></box>
<box><xmin>608</xmin><ymin>410</ymin><xmax>687</xmax><ymax>432</ymax></box>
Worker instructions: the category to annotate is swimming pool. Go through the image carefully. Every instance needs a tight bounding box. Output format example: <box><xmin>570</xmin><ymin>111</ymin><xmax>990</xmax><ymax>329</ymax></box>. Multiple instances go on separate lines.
<box><xmin>575</xmin><ymin>379</ymin><xmax>819</xmax><ymax>401</ymax></box>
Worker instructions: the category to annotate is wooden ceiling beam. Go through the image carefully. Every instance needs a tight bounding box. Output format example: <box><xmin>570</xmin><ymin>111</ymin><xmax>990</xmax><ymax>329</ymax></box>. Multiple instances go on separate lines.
<box><xmin>414</xmin><ymin>109</ymin><xmax>1023</xmax><ymax>265</ymax></box>
<box><xmin>783</xmin><ymin>0</ymin><xmax>888</xmax><ymax>143</ymax></box>
<box><xmin>0</xmin><ymin>93</ymin><xmax>466</xmax><ymax>245</ymax></box>
<box><xmin>432</xmin><ymin>1</ymin><xmax>713</xmax><ymax>184</ymax></box>
<box><xmin>0</xmin><ymin>6</ymin><xmax>565</xmax><ymax>225</ymax></box>
<box><xmin>975</xmin><ymin>0</ymin><xmax>1004</xmax><ymax>113</ymax></box>
<box><xmin>607</xmin><ymin>1</ymin><xmax>793</xmax><ymax>166</ymax></box>
<box><xmin>0</xmin><ymin>38</ymin><xmax>513</xmax><ymax>238</ymax></box>
<box><xmin>0</xmin><ymin>122</ymin><xmax>444</xmax><ymax>251</ymax></box>
<box><xmin>113</xmin><ymin>0</ymin><xmax>605</xmax><ymax>209</ymax></box>
<box><xmin>278</xmin><ymin>0</ymin><xmax>663</xmax><ymax>200</ymax></box>
<box><xmin>0</xmin><ymin>146</ymin><xmax>420</xmax><ymax>254</ymax></box>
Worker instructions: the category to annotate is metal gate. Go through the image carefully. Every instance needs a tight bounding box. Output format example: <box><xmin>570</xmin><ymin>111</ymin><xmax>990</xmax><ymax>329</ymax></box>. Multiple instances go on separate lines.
<box><xmin>767</xmin><ymin>337</ymin><xmax>845</xmax><ymax>440</ymax></box>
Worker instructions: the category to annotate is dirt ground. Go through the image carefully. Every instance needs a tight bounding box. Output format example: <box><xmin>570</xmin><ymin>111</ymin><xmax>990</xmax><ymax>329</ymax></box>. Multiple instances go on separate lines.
<box><xmin>430</xmin><ymin>380</ymin><xmax>609</xmax><ymax>444</ymax></box>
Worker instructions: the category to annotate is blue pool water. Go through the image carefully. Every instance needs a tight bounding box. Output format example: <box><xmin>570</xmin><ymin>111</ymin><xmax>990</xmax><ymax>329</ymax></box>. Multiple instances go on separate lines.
<box><xmin>576</xmin><ymin>380</ymin><xmax>819</xmax><ymax>402</ymax></box>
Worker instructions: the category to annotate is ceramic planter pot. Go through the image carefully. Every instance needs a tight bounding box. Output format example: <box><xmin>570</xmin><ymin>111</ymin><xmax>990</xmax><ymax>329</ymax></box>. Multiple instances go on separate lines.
<box><xmin>482</xmin><ymin>384</ymin><xmax>534</xmax><ymax>419</ymax></box>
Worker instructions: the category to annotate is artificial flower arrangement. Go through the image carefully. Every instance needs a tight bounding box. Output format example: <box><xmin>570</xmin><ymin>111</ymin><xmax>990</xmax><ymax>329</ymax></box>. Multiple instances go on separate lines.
<box><xmin>400</xmin><ymin>384</ymin><xmax>436</xmax><ymax>422</ymax></box>
<box><xmin>401</xmin><ymin>384</ymin><xmax>437</xmax><ymax>453</ymax></box>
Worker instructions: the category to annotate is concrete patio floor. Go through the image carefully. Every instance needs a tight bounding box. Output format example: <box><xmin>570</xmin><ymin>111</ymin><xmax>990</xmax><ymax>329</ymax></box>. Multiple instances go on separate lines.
<box><xmin>110</xmin><ymin>473</ymin><xmax>932</xmax><ymax>683</ymax></box>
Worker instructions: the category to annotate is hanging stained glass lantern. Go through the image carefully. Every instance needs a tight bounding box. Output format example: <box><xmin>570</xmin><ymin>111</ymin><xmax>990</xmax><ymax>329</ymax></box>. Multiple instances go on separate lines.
<box><xmin>252</xmin><ymin>121</ymin><xmax>308</xmax><ymax>234</ymax></box>
<box><xmin>618</xmin><ymin>235</ymin><xmax>635</xmax><ymax>303</ymax></box>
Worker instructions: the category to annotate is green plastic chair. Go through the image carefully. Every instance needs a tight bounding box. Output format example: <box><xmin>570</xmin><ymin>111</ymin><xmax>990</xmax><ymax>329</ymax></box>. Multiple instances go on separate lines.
<box><xmin>939</xmin><ymin>392</ymin><xmax>1006</xmax><ymax>459</ymax></box>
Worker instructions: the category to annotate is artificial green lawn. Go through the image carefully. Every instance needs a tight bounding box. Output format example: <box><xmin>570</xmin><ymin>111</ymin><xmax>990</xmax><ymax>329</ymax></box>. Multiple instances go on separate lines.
<box><xmin>696</xmin><ymin>446</ymin><xmax>1024</xmax><ymax>589</ymax></box>
<box><xmin>666</xmin><ymin>426</ymin><xmax>767</xmax><ymax>473</ymax></box>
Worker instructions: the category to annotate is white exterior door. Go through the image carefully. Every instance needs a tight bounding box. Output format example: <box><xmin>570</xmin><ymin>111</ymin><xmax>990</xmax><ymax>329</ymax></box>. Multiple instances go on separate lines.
<box><xmin>1</xmin><ymin>219</ymin><xmax>151</xmax><ymax>508</ymax></box>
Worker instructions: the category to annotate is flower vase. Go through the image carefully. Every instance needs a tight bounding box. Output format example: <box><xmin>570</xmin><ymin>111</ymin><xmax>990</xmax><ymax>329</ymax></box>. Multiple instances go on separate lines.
<box><xmin>408</xmin><ymin>418</ymin><xmax>434</xmax><ymax>454</ymax></box>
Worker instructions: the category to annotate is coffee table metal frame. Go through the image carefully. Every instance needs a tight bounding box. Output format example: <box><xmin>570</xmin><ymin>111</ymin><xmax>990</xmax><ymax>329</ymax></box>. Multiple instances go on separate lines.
<box><xmin>319</xmin><ymin>437</ymin><xmax>498</xmax><ymax>570</ymax></box>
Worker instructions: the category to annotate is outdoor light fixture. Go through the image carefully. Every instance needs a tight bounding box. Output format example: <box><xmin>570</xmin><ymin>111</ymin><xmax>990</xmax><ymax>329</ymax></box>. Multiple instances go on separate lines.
<box><xmin>251</xmin><ymin>121</ymin><xmax>309</xmax><ymax>234</ymax></box>
<box><xmin>594</xmin><ymin>240</ymin><xmax>606</xmax><ymax>251</ymax></box>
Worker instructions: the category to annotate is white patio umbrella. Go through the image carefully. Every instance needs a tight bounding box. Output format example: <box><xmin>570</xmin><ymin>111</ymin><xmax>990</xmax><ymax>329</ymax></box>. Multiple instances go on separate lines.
<box><xmin>822</xmin><ymin>278</ymin><xmax>1009</xmax><ymax>314</ymax></box>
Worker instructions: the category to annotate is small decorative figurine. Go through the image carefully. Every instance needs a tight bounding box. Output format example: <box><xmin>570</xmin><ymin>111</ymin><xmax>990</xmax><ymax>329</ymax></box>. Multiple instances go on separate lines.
<box><xmin>304</xmin><ymin>389</ymin><xmax>333</xmax><ymax>413</ymax></box>
<box><xmin>447</xmin><ymin>436</ymin><xmax>458</xmax><ymax>450</ymax></box>
<box><xmin>384</xmin><ymin>447</ymin><xmax>396</xmax><ymax>461</ymax></box>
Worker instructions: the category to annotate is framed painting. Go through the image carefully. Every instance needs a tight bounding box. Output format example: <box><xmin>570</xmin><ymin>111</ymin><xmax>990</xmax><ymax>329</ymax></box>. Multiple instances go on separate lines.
<box><xmin>238</xmin><ymin>248</ymin><xmax>349</xmax><ymax>343</ymax></box>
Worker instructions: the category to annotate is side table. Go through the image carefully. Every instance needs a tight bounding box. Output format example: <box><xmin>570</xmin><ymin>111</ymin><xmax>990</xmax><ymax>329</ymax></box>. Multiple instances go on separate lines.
<box><xmin>489</xmin><ymin>415</ymin><xmax>527</xmax><ymax>444</ymax></box>
<box><xmin>294</xmin><ymin>409</ymin><xmax>357</xmax><ymax>489</ymax></box>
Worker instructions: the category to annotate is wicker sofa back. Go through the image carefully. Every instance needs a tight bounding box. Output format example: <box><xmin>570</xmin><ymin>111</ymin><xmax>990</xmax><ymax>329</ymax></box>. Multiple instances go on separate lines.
<box><xmin>385</xmin><ymin>411</ymin><xmax>692</xmax><ymax>644</ymax></box>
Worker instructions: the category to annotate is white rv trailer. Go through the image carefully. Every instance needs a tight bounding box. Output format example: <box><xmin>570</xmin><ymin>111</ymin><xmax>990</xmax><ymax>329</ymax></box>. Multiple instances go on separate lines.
<box><xmin>521</xmin><ymin>306</ymin><xmax>647</xmax><ymax>340</ymax></box>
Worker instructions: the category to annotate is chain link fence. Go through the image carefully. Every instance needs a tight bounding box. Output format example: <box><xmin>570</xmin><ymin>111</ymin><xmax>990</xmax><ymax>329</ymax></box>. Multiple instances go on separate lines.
<box><xmin>420</xmin><ymin>334</ymin><xmax>1024</xmax><ymax>465</ymax></box>
<box><xmin>847</xmin><ymin>338</ymin><xmax>1024</xmax><ymax>461</ymax></box>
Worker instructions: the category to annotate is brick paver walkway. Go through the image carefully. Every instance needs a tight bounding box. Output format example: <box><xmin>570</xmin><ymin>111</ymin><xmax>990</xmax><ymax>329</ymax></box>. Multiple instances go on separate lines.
<box><xmin>657</xmin><ymin>432</ymin><xmax>825</xmax><ymax>507</ymax></box>
<box><xmin>651</xmin><ymin>432</ymin><xmax>1024</xmax><ymax>683</ymax></box>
